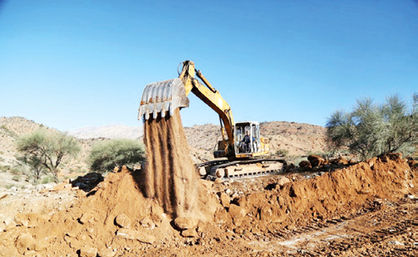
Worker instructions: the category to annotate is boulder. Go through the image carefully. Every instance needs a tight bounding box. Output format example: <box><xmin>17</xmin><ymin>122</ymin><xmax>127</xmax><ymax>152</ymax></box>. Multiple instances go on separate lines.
<box><xmin>308</xmin><ymin>155</ymin><xmax>325</xmax><ymax>167</ymax></box>
<box><xmin>219</xmin><ymin>192</ymin><xmax>230</xmax><ymax>208</ymax></box>
<box><xmin>181</xmin><ymin>228</ymin><xmax>198</xmax><ymax>238</ymax></box>
<box><xmin>71</xmin><ymin>172</ymin><xmax>104</xmax><ymax>192</ymax></box>
<box><xmin>299</xmin><ymin>160</ymin><xmax>312</xmax><ymax>170</ymax></box>
<box><xmin>114</xmin><ymin>213</ymin><xmax>131</xmax><ymax>228</ymax></box>
<box><xmin>277</xmin><ymin>176</ymin><xmax>291</xmax><ymax>186</ymax></box>
<box><xmin>99</xmin><ymin>248</ymin><xmax>116</xmax><ymax>257</ymax></box>
<box><xmin>228</xmin><ymin>204</ymin><xmax>246</xmax><ymax>226</ymax></box>
<box><xmin>332</xmin><ymin>156</ymin><xmax>349</xmax><ymax>165</ymax></box>
<box><xmin>139</xmin><ymin>216</ymin><xmax>155</xmax><ymax>229</ymax></box>
<box><xmin>173</xmin><ymin>217</ymin><xmax>198</xmax><ymax>231</ymax></box>
<box><xmin>78</xmin><ymin>212</ymin><xmax>94</xmax><ymax>224</ymax></box>
<box><xmin>116</xmin><ymin>228</ymin><xmax>155</xmax><ymax>244</ymax></box>
<box><xmin>79</xmin><ymin>246</ymin><xmax>98</xmax><ymax>257</ymax></box>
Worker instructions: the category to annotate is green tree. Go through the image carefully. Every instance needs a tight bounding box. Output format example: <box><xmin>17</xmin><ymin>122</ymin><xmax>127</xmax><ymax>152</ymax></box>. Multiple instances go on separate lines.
<box><xmin>16</xmin><ymin>129</ymin><xmax>80</xmax><ymax>182</ymax></box>
<box><xmin>88</xmin><ymin>139</ymin><xmax>145</xmax><ymax>173</ymax></box>
<box><xmin>326</xmin><ymin>95</ymin><xmax>417</xmax><ymax>160</ymax></box>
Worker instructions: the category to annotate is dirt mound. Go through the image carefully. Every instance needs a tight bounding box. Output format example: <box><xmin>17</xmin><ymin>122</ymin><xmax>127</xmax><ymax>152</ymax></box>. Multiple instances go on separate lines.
<box><xmin>0</xmin><ymin>167</ymin><xmax>198</xmax><ymax>256</ymax></box>
<box><xmin>0</xmin><ymin>153</ymin><xmax>414</xmax><ymax>256</ymax></box>
<box><xmin>214</xmin><ymin>154</ymin><xmax>415</xmax><ymax>235</ymax></box>
<box><xmin>143</xmin><ymin>109</ymin><xmax>199</xmax><ymax>218</ymax></box>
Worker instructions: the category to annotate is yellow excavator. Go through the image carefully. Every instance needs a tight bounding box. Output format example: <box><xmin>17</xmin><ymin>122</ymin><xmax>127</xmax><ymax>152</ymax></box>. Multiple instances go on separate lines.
<box><xmin>138</xmin><ymin>60</ymin><xmax>284</xmax><ymax>179</ymax></box>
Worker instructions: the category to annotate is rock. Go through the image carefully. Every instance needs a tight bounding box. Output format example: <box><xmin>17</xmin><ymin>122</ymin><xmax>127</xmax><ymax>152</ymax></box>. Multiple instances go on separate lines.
<box><xmin>299</xmin><ymin>160</ymin><xmax>312</xmax><ymax>170</ymax></box>
<box><xmin>225</xmin><ymin>188</ymin><xmax>232</xmax><ymax>195</ymax></box>
<box><xmin>64</xmin><ymin>235</ymin><xmax>84</xmax><ymax>250</ymax></box>
<box><xmin>219</xmin><ymin>192</ymin><xmax>230</xmax><ymax>208</ymax></box>
<box><xmin>228</xmin><ymin>204</ymin><xmax>246</xmax><ymax>226</ymax></box>
<box><xmin>139</xmin><ymin>216</ymin><xmax>155</xmax><ymax>229</ymax></box>
<box><xmin>79</xmin><ymin>212</ymin><xmax>94</xmax><ymax>224</ymax></box>
<box><xmin>79</xmin><ymin>246</ymin><xmax>98</xmax><ymax>257</ymax></box>
<box><xmin>0</xmin><ymin>193</ymin><xmax>9</xmax><ymax>200</ymax></box>
<box><xmin>331</xmin><ymin>156</ymin><xmax>349</xmax><ymax>165</ymax></box>
<box><xmin>116</xmin><ymin>228</ymin><xmax>155</xmax><ymax>244</ymax></box>
<box><xmin>71</xmin><ymin>173</ymin><xmax>104</xmax><ymax>192</ymax></box>
<box><xmin>15</xmin><ymin>233</ymin><xmax>37</xmax><ymax>254</ymax></box>
<box><xmin>14</xmin><ymin>213</ymin><xmax>29</xmax><ymax>227</ymax></box>
<box><xmin>367</xmin><ymin>157</ymin><xmax>377</xmax><ymax>169</ymax></box>
<box><xmin>387</xmin><ymin>152</ymin><xmax>402</xmax><ymax>161</ymax></box>
<box><xmin>173</xmin><ymin>217</ymin><xmax>198</xmax><ymax>230</ymax></box>
<box><xmin>181</xmin><ymin>228</ymin><xmax>198</xmax><ymax>238</ymax></box>
<box><xmin>277</xmin><ymin>177</ymin><xmax>291</xmax><ymax>186</ymax></box>
<box><xmin>308</xmin><ymin>155</ymin><xmax>325</xmax><ymax>167</ymax></box>
<box><xmin>99</xmin><ymin>248</ymin><xmax>116</xmax><ymax>257</ymax></box>
<box><xmin>114</xmin><ymin>213</ymin><xmax>131</xmax><ymax>228</ymax></box>
<box><xmin>98</xmin><ymin>248</ymin><xmax>116</xmax><ymax>257</ymax></box>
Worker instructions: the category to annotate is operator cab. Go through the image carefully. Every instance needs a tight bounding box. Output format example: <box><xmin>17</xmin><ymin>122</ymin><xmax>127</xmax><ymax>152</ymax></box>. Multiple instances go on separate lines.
<box><xmin>234</xmin><ymin>121</ymin><xmax>262</xmax><ymax>157</ymax></box>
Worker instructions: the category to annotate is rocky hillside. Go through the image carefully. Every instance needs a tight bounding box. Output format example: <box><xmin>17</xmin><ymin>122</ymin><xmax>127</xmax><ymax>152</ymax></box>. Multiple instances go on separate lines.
<box><xmin>184</xmin><ymin>122</ymin><xmax>327</xmax><ymax>162</ymax></box>
<box><xmin>0</xmin><ymin>117</ymin><xmax>102</xmax><ymax>178</ymax></box>
<box><xmin>0</xmin><ymin>116</ymin><xmax>328</xmax><ymax>175</ymax></box>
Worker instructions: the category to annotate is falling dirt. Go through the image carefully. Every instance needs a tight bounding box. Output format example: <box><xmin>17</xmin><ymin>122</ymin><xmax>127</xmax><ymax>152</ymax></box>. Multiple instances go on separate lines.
<box><xmin>143</xmin><ymin>109</ymin><xmax>199</xmax><ymax>218</ymax></box>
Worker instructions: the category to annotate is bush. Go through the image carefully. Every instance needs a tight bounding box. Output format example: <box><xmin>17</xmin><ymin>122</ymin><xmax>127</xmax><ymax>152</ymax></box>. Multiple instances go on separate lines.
<box><xmin>41</xmin><ymin>175</ymin><xmax>55</xmax><ymax>184</ymax></box>
<box><xmin>89</xmin><ymin>139</ymin><xmax>145</xmax><ymax>173</ymax></box>
<box><xmin>275</xmin><ymin>149</ymin><xmax>288</xmax><ymax>157</ymax></box>
<box><xmin>16</xmin><ymin>128</ymin><xmax>80</xmax><ymax>182</ymax></box>
<box><xmin>326</xmin><ymin>95</ymin><xmax>417</xmax><ymax>160</ymax></box>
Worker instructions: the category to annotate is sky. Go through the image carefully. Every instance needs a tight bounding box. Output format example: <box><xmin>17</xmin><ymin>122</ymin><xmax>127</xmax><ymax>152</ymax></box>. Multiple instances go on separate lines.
<box><xmin>0</xmin><ymin>0</ymin><xmax>417</xmax><ymax>131</ymax></box>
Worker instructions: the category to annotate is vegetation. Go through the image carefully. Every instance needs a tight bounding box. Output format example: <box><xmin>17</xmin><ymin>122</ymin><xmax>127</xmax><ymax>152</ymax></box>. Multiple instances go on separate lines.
<box><xmin>275</xmin><ymin>149</ymin><xmax>289</xmax><ymax>157</ymax></box>
<box><xmin>88</xmin><ymin>139</ymin><xmax>145</xmax><ymax>173</ymax></box>
<box><xmin>16</xmin><ymin>128</ymin><xmax>80</xmax><ymax>182</ymax></box>
<box><xmin>0</xmin><ymin>124</ymin><xmax>18</xmax><ymax>138</ymax></box>
<box><xmin>326</xmin><ymin>95</ymin><xmax>417</xmax><ymax>160</ymax></box>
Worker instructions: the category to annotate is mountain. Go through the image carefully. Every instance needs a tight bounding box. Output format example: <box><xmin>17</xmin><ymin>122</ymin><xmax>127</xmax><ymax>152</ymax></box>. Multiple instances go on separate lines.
<box><xmin>68</xmin><ymin>125</ymin><xmax>143</xmax><ymax>139</ymax></box>
<box><xmin>0</xmin><ymin>116</ymin><xmax>328</xmax><ymax>175</ymax></box>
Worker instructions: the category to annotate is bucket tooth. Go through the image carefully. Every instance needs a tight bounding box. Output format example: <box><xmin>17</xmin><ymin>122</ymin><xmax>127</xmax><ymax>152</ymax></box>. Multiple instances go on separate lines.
<box><xmin>138</xmin><ymin>78</ymin><xmax>189</xmax><ymax>121</ymax></box>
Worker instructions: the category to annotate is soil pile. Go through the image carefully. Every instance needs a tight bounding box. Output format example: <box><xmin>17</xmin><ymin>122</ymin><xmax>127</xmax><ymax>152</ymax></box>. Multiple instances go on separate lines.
<box><xmin>143</xmin><ymin>109</ymin><xmax>199</xmax><ymax>218</ymax></box>
<box><xmin>0</xmin><ymin>168</ymin><xmax>179</xmax><ymax>256</ymax></box>
<box><xmin>214</xmin><ymin>153</ymin><xmax>416</xmax><ymax>236</ymax></box>
<box><xmin>0</xmin><ymin>151</ymin><xmax>414</xmax><ymax>256</ymax></box>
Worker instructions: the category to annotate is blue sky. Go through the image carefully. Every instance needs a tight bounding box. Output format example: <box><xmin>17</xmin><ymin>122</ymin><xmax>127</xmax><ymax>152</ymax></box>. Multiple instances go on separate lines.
<box><xmin>0</xmin><ymin>0</ymin><xmax>417</xmax><ymax>131</ymax></box>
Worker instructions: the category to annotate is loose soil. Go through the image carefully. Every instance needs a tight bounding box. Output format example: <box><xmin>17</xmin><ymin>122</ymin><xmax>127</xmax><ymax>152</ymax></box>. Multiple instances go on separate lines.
<box><xmin>0</xmin><ymin>111</ymin><xmax>416</xmax><ymax>256</ymax></box>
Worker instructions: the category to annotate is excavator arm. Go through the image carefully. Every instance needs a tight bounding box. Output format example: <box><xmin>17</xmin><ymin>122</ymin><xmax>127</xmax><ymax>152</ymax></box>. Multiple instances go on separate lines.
<box><xmin>178</xmin><ymin>61</ymin><xmax>234</xmax><ymax>147</ymax></box>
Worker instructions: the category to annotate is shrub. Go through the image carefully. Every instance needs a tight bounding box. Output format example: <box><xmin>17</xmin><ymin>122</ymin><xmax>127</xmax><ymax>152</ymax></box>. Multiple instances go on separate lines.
<box><xmin>41</xmin><ymin>175</ymin><xmax>55</xmax><ymax>184</ymax></box>
<box><xmin>275</xmin><ymin>149</ymin><xmax>288</xmax><ymax>157</ymax></box>
<box><xmin>16</xmin><ymin>128</ymin><xmax>80</xmax><ymax>182</ymax></box>
<box><xmin>88</xmin><ymin>139</ymin><xmax>145</xmax><ymax>173</ymax></box>
<box><xmin>326</xmin><ymin>95</ymin><xmax>417</xmax><ymax>160</ymax></box>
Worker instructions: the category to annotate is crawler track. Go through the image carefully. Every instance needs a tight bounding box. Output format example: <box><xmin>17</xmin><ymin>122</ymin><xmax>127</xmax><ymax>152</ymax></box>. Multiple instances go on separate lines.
<box><xmin>198</xmin><ymin>158</ymin><xmax>286</xmax><ymax>180</ymax></box>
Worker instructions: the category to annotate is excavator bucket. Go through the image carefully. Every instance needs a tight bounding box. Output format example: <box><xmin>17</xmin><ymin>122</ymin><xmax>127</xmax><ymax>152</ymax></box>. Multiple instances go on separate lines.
<box><xmin>138</xmin><ymin>78</ymin><xmax>189</xmax><ymax>120</ymax></box>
